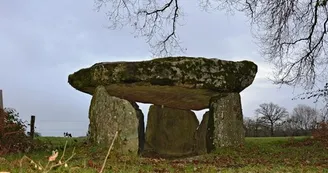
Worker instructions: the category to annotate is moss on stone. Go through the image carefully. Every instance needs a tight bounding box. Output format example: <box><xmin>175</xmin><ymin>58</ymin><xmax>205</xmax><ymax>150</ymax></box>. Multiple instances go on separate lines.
<box><xmin>144</xmin><ymin>105</ymin><xmax>199</xmax><ymax>157</ymax></box>
<box><xmin>209</xmin><ymin>93</ymin><xmax>245</xmax><ymax>148</ymax></box>
<box><xmin>68</xmin><ymin>56</ymin><xmax>258</xmax><ymax>110</ymax></box>
<box><xmin>88</xmin><ymin>86</ymin><xmax>141</xmax><ymax>155</ymax></box>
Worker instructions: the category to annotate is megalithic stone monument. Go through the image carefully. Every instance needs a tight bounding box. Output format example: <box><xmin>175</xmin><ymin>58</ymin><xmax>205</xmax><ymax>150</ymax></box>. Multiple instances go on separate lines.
<box><xmin>68</xmin><ymin>56</ymin><xmax>258</xmax><ymax>157</ymax></box>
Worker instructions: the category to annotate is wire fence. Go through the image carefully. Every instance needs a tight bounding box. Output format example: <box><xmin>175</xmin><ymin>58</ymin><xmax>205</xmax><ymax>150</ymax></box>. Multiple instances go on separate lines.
<box><xmin>33</xmin><ymin>120</ymin><xmax>89</xmax><ymax>137</ymax></box>
<box><xmin>27</xmin><ymin>109</ymin><xmax>208</xmax><ymax>137</ymax></box>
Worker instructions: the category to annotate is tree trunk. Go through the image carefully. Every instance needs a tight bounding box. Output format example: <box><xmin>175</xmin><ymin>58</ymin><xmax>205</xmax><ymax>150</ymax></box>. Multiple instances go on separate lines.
<box><xmin>255</xmin><ymin>127</ymin><xmax>258</xmax><ymax>137</ymax></box>
<box><xmin>270</xmin><ymin>123</ymin><xmax>274</xmax><ymax>137</ymax></box>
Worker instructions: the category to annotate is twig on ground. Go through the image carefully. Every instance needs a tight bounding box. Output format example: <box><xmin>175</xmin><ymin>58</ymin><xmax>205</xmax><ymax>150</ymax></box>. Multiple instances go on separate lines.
<box><xmin>99</xmin><ymin>131</ymin><xmax>119</xmax><ymax>173</ymax></box>
<box><xmin>59</xmin><ymin>141</ymin><xmax>68</xmax><ymax>161</ymax></box>
<box><xmin>19</xmin><ymin>139</ymin><xmax>76</xmax><ymax>173</ymax></box>
<box><xmin>46</xmin><ymin>147</ymin><xmax>76</xmax><ymax>172</ymax></box>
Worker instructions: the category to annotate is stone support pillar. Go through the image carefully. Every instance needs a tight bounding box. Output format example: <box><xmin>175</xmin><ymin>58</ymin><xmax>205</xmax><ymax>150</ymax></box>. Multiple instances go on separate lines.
<box><xmin>89</xmin><ymin>86</ymin><xmax>144</xmax><ymax>156</ymax></box>
<box><xmin>208</xmin><ymin>93</ymin><xmax>245</xmax><ymax>150</ymax></box>
<box><xmin>144</xmin><ymin>105</ymin><xmax>199</xmax><ymax>157</ymax></box>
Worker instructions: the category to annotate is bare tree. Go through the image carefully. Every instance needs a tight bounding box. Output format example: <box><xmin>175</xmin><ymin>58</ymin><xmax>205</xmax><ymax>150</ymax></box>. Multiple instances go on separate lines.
<box><xmin>95</xmin><ymin>0</ymin><xmax>328</xmax><ymax>92</ymax></box>
<box><xmin>255</xmin><ymin>102</ymin><xmax>289</xmax><ymax>136</ymax></box>
<box><xmin>244</xmin><ymin>117</ymin><xmax>256</xmax><ymax>137</ymax></box>
<box><xmin>291</xmin><ymin>104</ymin><xmax>318</xmax><ymax>131</ymax></box>
<box><xmin>317</xmin><ymin>99</ymin><xmax>328</xmax><ymax>123</ymax></box>
<box><xmin>94</xmin><ymin>0</ymin><xmax>184</xmax><ymax>56</ymax></box>
<box><xmin>292</xmin><ymin>85</ymin><xmax>327</xmax><ymax>127</ymax></box>
<box><xmin>242</xmin><ymin>0</ymin><xmax>328</xmax><ymax>90</ymax></box>
<box><xmin>244</xmin><ymin>116</ymin><xmax>269</xmax><ymax>137</ymax></box>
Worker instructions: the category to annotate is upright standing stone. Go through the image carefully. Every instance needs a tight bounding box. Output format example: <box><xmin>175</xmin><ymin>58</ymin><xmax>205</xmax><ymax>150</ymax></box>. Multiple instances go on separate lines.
<box><xmin>145</xmin><ymin>105</ymin><xmax>199</xmax><ymax>157</ymax></box>
<box><xmin>129</xmin><ymin>101</ymin><xmax>145</xmax><ymax>155</ymax></box>
<box><xmin>208</xmin><ymin>93</ymin><xmax>244</xmax><ymax>149</ymax></box>
<box><xmin>89</xmin><ymin>86</ymin><xmax>142</xmax><ymax>155</ymax></box>
<box><xmin>194</xmin><ymin>111</ymin><xmax>210</xmax><ymax>155</ymax></box>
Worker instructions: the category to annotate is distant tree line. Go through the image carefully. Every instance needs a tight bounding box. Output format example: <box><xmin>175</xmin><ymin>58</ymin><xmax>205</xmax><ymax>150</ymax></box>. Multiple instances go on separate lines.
<box><xmin>244</xmin><ymin>103</ymin><xmax>328</xmax><ymax>137</ymax></box>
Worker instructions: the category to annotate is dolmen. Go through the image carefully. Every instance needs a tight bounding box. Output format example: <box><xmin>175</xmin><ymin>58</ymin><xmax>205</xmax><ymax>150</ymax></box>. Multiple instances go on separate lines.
<box><xmin>68</xmin><ymin>56</ymin><xmax>257</xmax><ymax>157</ymax></box>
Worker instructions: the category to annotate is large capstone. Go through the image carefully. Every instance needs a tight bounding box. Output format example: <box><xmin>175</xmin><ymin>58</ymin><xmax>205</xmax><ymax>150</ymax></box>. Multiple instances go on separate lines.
<box><xmin>208</xmin><ymin>93</ymin><xmax>245</xmax><ymax>149</ymax></box>
<box><xmin>68</xmin><ymin>56</ymin><xmax>257</xmax><ymax>110</ymax></box>
<box><xmin>144</xmin><ymin>105</ymin><xmax>199</xmax><ymax>157</ymax></box>
<box><xmin>89</xmin><ymin>86</ymin><xmax>143</xmax><ymax>155</ymax></box>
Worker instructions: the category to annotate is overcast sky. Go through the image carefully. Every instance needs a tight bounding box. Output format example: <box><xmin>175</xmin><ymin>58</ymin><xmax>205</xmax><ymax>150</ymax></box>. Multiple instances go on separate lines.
<box><xmin>0</xmin><ymin>0</ymin><xmax>322</xmax><ymax>137</ymax></box>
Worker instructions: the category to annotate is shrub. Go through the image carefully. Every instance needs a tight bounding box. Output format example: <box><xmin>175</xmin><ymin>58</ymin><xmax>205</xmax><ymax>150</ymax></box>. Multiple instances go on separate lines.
<box><xmin>312</xmin><ymin>122</ymin><xmax>328</xmax><ymax>143</ymax></box>
<box><xmin>0</xmin><ymin>108</ymin><xmax>33</xmax><ymax>155</ymax></box>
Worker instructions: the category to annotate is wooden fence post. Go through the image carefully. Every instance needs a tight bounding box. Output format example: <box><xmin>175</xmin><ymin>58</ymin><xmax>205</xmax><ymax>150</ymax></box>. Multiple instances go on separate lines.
<box><xmin>30</xmin><ymin>115</ymin><xmax>35</xmax><ymax>139</ymax></box>
<box><xmin>0</xmin><ymin>89</ymin><xmax>4</xmax><ymax>136</ymax></box>
<box><xmin>0</xmin><ymin>89</ymin><xmax>3</xmax><ymax>109</ymax></box>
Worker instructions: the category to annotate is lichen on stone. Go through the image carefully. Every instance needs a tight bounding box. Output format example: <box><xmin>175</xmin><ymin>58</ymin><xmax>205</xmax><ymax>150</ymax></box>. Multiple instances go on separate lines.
<box><xmin>68</xmin><ymin>56</ymin><xmax>258</xmax><ymax>110</ymax></box>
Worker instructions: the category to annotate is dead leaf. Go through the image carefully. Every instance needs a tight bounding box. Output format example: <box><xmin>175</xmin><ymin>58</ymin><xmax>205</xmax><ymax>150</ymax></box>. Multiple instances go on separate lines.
<box><xmin>48</xmin><ymin>150</ymin><xmax>59</xmax><ymax>162</ymax></box>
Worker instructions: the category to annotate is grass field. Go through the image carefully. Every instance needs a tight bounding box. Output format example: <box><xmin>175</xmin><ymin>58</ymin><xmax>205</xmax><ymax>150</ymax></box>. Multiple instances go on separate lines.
<box><xmin>1</xmin><ymin>136</ymin><xmax>328</xmax><ymax>172</ymax></box>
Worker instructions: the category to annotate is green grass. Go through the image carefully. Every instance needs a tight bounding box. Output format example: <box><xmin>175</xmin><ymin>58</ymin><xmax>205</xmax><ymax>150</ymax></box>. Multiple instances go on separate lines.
<box><xmin>1</xmin><ymin>136</ymin><xmax>328</xmax><ymax>172</ymax></box>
